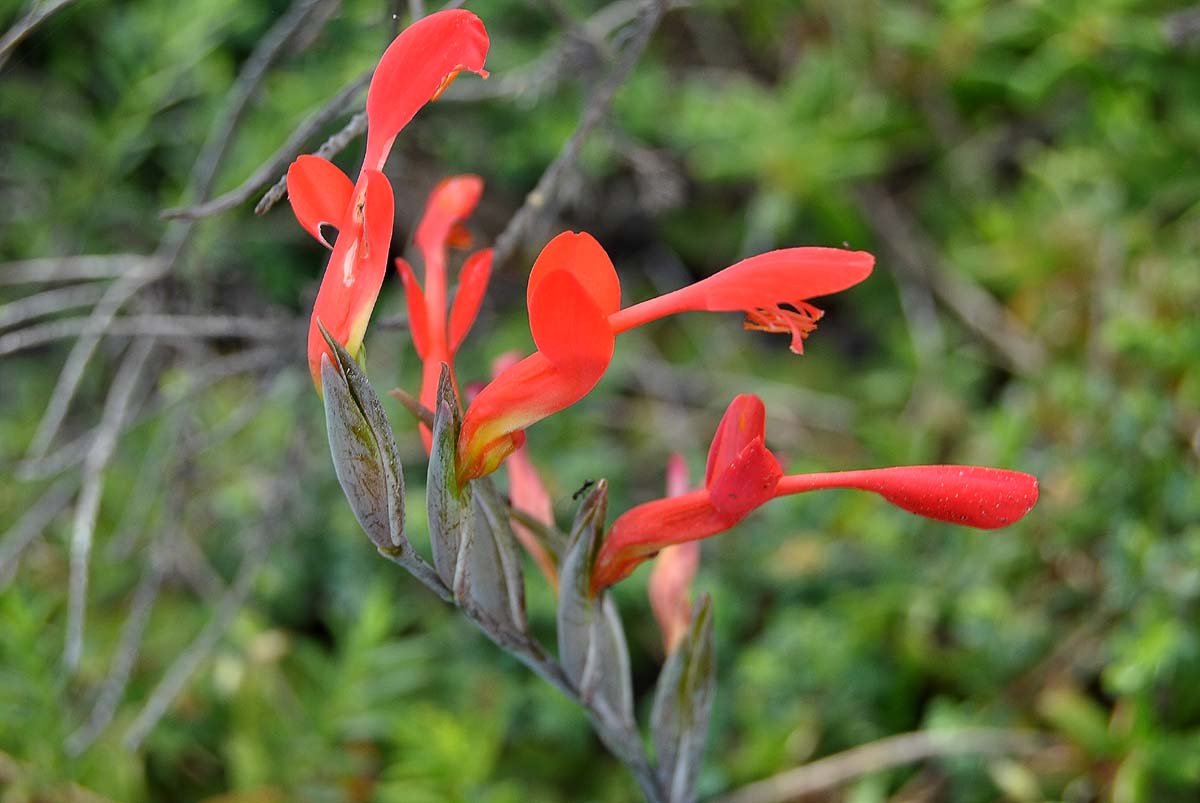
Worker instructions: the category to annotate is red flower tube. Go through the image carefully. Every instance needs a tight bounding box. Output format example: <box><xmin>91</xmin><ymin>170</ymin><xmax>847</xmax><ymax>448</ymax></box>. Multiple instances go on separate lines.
<box><xmin>456</xmin><ymin>231</ymin><xmax>874</xmax><ymax>481</ymax></box>
<box><xmin>647</xmin><ymin>454</ymin><xmax>701</xmax><ymax>654</ymax></box>
<box><xmin>286</xmin><ymin>9</ymin><xmax>490</xmax><ymax>390</ymax></box>
<box><xmin>591</xmin><ymin>394</ymin><xmax>1039</xmax><ymax>592</ymax></box>
<box><xmin>395</xmin><ymin>175</ymin><xmax>491</xmax><ymax>447</ymax></box>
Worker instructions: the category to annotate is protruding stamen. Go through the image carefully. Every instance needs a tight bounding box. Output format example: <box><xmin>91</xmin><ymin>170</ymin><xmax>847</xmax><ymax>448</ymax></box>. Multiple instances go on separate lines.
<box><xmin>743</xmin><ymin>301</ymin><xmax>824</xmax><ymax>353</ymax></box>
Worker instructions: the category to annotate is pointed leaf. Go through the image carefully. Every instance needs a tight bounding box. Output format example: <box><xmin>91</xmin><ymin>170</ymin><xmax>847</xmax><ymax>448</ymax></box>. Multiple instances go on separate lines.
<box><xmin>287</xmin><ymin>155</ymin><xmax>353</xmax><ymax>248</ymax></box>
<box><xmin>651</xmin><ymin>594</ymin><xmax>715</xmax><ymax>803</ymax></box>
<box><xmin>320</xmin><ymin>323</ymin><xmax>407</xmax><ymax>550</ymax></box>
<box><xmin>557</xmin><ymin>481</ymin><xmax>634</xmax><ymax>725</ymax></box>
<box><xmin>461</xmin><ymin>478</ymin><xmax>527</xmax><ymax>635</ymax></box>
<box><xmin>427</xmin><ymin>366</ymin><xmax>472</xmax><ymax>595</ymax></box>
<box><xmin>321</xmin><ymin>355</ymin><xmax>391</xmax><ymax>552</ymax></box>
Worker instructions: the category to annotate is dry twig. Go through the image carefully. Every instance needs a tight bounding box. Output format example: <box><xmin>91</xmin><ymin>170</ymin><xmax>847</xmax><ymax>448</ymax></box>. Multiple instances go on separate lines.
<box><xmin>0</xmin><ymin>0</ymin><xmax>79</xmax><ymax>69</ymax></box>
<box><xmin>714</xmin><ymin>728</ymin><xmax>1050</xmax><ymax>803</ymax></box>
<box><xmin>491</xmin><ymin>0</ymin><xmax>671</xmax><ymax>268</ymax></box>
<box><xmin>64</xmin><ymin>339</ymin><xmax>156</xmax><ymax>669</ymax></box>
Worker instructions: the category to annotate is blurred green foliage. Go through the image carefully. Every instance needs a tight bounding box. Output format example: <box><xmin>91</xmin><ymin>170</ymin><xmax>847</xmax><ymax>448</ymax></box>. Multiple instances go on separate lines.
<box><xmin>1</xmin><ymin>0</ymin><xmax>1199</xmax><ymax>801</ymax></box>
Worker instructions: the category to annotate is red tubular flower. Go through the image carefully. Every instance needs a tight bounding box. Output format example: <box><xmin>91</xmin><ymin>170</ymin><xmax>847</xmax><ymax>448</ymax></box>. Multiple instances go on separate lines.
<box><xmin>363</xmin><ymin>10</ymin><xmax>489</xmax><ymax>172</ymax></box>
<box><xmin>395</xmin><ymin>175</ymin><xmax>490</xmax><ymax>447</ymax></box>
<box><xmin>286</xmin><ymin>9</ymin><xmax>489</xmax><ymax>390</ymax></box>
<box><xmin>591</xmin><ymin>394</ymin><xmax>1039</xmax><ymax>592</ymax></box>
<box><xmin>487</xmin><ymin>351</ymin><xmax>560</xmax><ymax>590</ymax></box>
<box><xmin>455</xmin><ymin>231</ymin><xmax>874</xmax><ymax>482</ymax></box>
<box><xmin>289</xmin><ymin>161</ymin><xmax>395</xmax><ymax>387</ymax></box>
<box><xmin>648</xmin><ymin>454</ymin><xmax>701</xmax><ymax>654</ymax></box>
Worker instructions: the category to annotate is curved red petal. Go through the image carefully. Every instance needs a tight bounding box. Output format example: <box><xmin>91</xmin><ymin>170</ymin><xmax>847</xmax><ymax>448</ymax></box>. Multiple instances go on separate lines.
<box><xmin>776</xmin><ymin>465</ymin><xmax>1039</xmax><ymax>529</ymax></box>
<box><xmin>704</xmin><ymin>394</ymin><xmax>767</xmax><ymax>489</ymax></box>
<box><xmin>364</xmin><ymin>10</ymin><xmax>489</xmax><ymax>171</ymax></box>
<box><xmin>395</xmin><ymin>257</ymin><xmax>429</xmax><ymax>359</ymax></box>
<box><xmin>693</xmin><ymin>248</ymin><xmax>875</xmax><ymax>308</ymax></box>
<box><xmin>287</xmin><ymin>155</ymin><xmax>353</xmax><ymax>249</ymax></box>
<box><xmin>609</xmin><ymin>247</ymin><xmax>874</xmax><ymax>351</ymax></box>
<box><xmin>592</xmin><ymin>491</ymin><xmax>725</xmax><ymax>592</ymax></box>
<box><xmin>528</xmin><ymin>268</ymin><xmax>615</xmax><ymax>372</ymax></box>
<box><xmin>527</xmin><ymin>231</ymin><xmax>621</xmax><ymax>318</ymax></box>
<box><xmin>706</xmin><ymin>437</ymin><xmax>783</xmax><ymax>522</ymax></box>
<box><xmin>415</xmin><ymin>174</ymin><xmax>484</xmax><ymax>255</ymax></box>
<box><xmin>457</xmin><ymin>343</ymin><xmax>609</xmax><ymax>482</ymax></box>
<box><xmin>306</xmin><ymin>170</ymin><xmax>395</xmax><ymax>388</ymax></box>
<box><xmin>448</xmin><ymin>248</ymin><xmax>493</xmax><ymax>352</ymax></box>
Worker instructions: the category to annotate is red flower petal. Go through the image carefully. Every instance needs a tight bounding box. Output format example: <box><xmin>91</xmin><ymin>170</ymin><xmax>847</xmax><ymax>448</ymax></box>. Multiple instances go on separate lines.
<box><xmin>527</xmin><ymin>231</ymin><xmax>621</xmax><ymax>318</ymax></box>
<box><xmin>307</xmin><ymin>170</ymin><xmax>395</xmax><ymax>388</ymax></box>
<box><xmin>704</xmin><ymin>394</ymin><xmax>767</xmax><ymax>489</ymax></box>
<box><xmin>415</xmin><ymin>174</ymin><xmax>484</xmax><ymax>255</ymax></box>
<box><xmin>528</xmin><ymin>269</ymin><xmax>615</xmax><ymax>373</ymax></box>
<box><xmin>775</xmin><ymin>465</ymin><xmax>1040</xmax><ymax>529</ymax></box>
<box><xmin>287</xmin><ymin>155</ymin><xmax>353</xmax><ymax>249</ymax></box>
<box><xmin>609</xmin><ymin>247</ymin><xmax>873</xmax><ymax>353</ymax></box>
<box><xmin>592</xmin><ymin>491</ymin><xmax>726</xmax><ymax>592</ymax></box>
<box><xmin>706</xmin><ymin>437</ymin><xmax>783</xmax><ymax>523</ymax></box>
<box><xmin>364</xmin><ymin>10</ymin><xmax>489</xmax><ymax>171</ymax></box>
<box><xmin>394</xmin><ymin>257</ymin><xmax>429</xmax><ymax>360</ymax></box>
<box><xmin>456</xmin><ymin>270</ymin><xmax>614</xmax><ymax>482</ymax></box>
<box><xmin>448</xmin><ymin>248</ymin><xmax>493</xmax><ymax>352</ymax></box>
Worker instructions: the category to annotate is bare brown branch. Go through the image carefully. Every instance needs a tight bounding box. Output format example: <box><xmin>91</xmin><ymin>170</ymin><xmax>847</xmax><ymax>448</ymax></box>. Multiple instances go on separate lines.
<box><xmin>715</xmin><ymin>728</ymin><xmax>1051</xmax><ymax>803</ymax></box>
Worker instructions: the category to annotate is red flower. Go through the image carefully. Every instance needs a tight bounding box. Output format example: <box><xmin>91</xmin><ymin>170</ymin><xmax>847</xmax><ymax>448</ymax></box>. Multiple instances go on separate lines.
<box><xmin>455</xmin><ymin>231</ymin><xmax>874</xmax><ymax>481</ymax></box>
<box><xmin>395</xmin><ymin>175</ymin><xmax>491</xmax><ymax>447</ymax></box>
<box><xmin>591</xmin><ymin>394</ymin><xmax>1039</xmax><ymax>591</ymax></box>
<box><xmin>286</xmin><ymin>10</ymin><xmax>489</xmax><ymax>389</ymax></box>
<box><xmin>647</xmin><ymin>454</ymin><xmax>701</xmax><ymax>654</ymax></box>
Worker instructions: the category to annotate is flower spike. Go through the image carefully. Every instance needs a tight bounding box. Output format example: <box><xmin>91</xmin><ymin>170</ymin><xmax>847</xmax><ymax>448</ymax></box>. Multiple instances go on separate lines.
<box><xmin>289</xmin><ymin>11</ymin><xmax>489</xmax><ymax>392</ymax></box>
<box><xmin>592</xmin><ymin>394</ymin><xmax>1039</xmax><ymax>591</ymax></box>
<box><xmin>457</xmin><ymin>236</ymin><xmax>873</xmax><ymax>481</ymax></box>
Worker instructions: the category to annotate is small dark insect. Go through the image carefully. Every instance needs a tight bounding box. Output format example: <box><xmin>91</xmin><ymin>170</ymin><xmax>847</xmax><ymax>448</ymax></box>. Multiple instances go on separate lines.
<box><xmin>572</xmin><ymin>479</ymin><xmax>596</xmax><ymax>500</ymax></box>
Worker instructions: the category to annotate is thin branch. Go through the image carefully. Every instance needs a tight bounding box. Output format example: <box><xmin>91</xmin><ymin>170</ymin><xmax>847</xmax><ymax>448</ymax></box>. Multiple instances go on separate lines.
<box><xmin>0</xmin><ymin>313</ymin><xmax>297</xmax><ymax>357</ymax></box>
<box><xmin>491</xmin><ymin>0</ymin><xmax>671</xmax><ymax>268</ymax></box>
<box><xmin>17</xmin><ymin>347</ymin><xmax>285</xmax><ymax>482</ymax></box>
<box><xmin>854</xmin><ymin>184</ymin><xmax>1046</xmax><ymax>375</ymax></box>
<box><xmin>0</xmin><ymin>476</ymin><xmax>76</xmax><ymax>588</ymax></box>
<box><xmin>121</xmin><ymin>534</ymin><xmax>271</xmax><ymax>749</ymax></box>
<box><xmin>67</xmin><ymin>553</ymin><xmax>167</xmax><ymax>754</ymax></box>
<box><xmin>0</xmin><ymin>254</ymin><xmax>161</xmax><ymax>285</ymax></box>
<box><xmin>0</xmin><ymin>0</ymin><xmax>79</xmax><ymax>70</ymax></box>
<box><xmin>0</xmin><ymin>283</ymin><xmax>109</xmax><ymax>330</ymax></box>
<box><xmin>161</xmin><ymin>69</ymin><xmax>371</xmax><ymax>220</ymax></box>
<box><xmin>28</xmin><ymin>0</ymin><xmax>321</xmax><ymax>460</ymax></box>
<box><xmin>713</xmin><ymin>728</ymin><xmax>1050</xmax><ymax>803</ymax></box>
<box><xmin>254</xmin><ymin>111</ymin><xmax>367</xmax><ymax>215</ymax></box>
<box><xmin>64</xmin><ymin>339</ymin><xmax>156</xmax><ymax>670</ymax></box>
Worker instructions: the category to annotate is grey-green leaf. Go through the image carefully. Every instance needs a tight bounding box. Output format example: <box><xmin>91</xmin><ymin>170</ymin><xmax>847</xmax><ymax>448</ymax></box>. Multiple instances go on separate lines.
<box><xmin>556</xmin><ymin>481</ymin><xmax>634</xmax><ymax>726</ymax></box>
<box><xmin>318</xmin><ymin>322</ymin><xmax>406</xmax><ymax>550</ymax></box>
<box><xmin>321</xmin><ymin>354</ymin><xmax>393</xmax><ymax>552</ymax></box>
<box><xmin>427</xmin><ymin>397</ymin><xmax>471</xmax><ymax>593</ymax></box>
<box><xmin>651</xmin><ymin>594</ymin><xmax>715</xmax><ymax>803</ymax></box>
<box><xmin>465</xmin><ymin>478</ymin><xmax>528</xmax><ymax>635</ymax></box>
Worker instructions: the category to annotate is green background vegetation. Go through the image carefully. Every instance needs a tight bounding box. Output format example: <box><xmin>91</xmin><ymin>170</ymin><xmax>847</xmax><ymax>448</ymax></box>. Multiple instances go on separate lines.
<box><xmin>1</xmin><ymin>0</ymin><xmax>1198</xmax><ymax>800</ymax></box>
